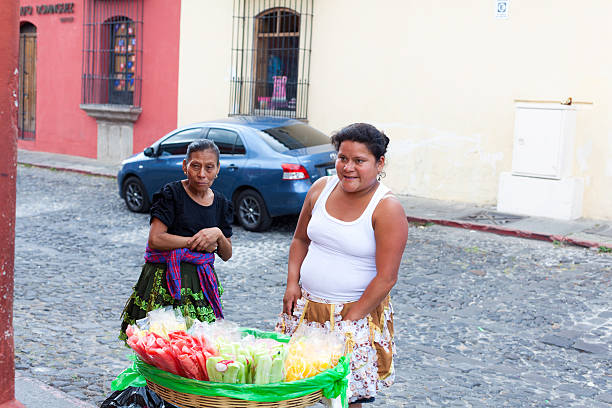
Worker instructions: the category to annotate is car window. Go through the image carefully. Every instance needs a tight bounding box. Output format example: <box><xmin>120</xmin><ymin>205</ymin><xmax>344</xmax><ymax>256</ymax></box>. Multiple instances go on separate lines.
<box><xmin>234</xmin><ymin>134</ymin><xmax>246</xmax><ymax>155</ymax></box>
<box><xmin>207</xmin><ymin>128</ymin><xmax>238</xmax><ymax>155</ymax></box>
<box><xmin>257</xmin><ymin>123</ymin><xmax>330</xmax><ymax>152</ymax></box>
<box><xmin>159</xmin><ymin>128</ymin><xmax>204</xmax><ymax>156</ymax></box>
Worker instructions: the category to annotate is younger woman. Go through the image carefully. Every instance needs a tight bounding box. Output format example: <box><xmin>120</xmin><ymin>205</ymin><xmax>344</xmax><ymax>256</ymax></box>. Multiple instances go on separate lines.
<box><xmin>277</xmin><ymin>123</ymin><xmax>408</xmax><ymax>406</ymax></box>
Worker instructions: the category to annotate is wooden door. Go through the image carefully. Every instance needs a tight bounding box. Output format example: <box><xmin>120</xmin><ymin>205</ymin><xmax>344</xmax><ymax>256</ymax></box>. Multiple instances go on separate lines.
<box><xmin>19</xmin><ymin>24</ymin><xmax>37</xmax><ymax>140</ymax></box>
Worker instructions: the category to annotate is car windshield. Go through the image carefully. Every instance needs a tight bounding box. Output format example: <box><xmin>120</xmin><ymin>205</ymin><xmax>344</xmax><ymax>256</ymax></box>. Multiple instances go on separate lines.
<box><xmin>256</xmin><ymin>123</ymin><xmax>330</xmax><ymax>152</ymax></box>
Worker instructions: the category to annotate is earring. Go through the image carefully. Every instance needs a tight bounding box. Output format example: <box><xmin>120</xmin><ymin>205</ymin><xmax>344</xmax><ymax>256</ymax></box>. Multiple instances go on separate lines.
<box><xmin>215</xmin><ymin>174</ymin><xmax>218</xmax><ymax>178</ymax></box>
<box><xmin>377</xmin><ymin>174</ymin><xmax>381</xmax><ymax>181</ymax></box>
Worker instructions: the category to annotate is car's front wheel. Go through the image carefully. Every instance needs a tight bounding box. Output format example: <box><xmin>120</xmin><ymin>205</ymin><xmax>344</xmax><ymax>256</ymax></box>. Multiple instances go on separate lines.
<box><xmin>235</xmin><ymin>189</ymin><xmax>272</xmax><ymax>232</ymax></box>
<box><xmin>123</xmin><ymin>176</ymin><xmax>150</xmax><ymax>213</ymax></box>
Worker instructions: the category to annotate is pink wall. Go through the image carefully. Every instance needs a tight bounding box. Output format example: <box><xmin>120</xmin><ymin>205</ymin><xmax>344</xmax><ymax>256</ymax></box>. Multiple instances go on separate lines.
<box><xmin>18</xmin><ymin>0</ymin><xmax>95</xmax><ymax>157</ymax></box>
<box><xmin>134</xmin><ymin>0</ymin><xmax>180</xmax><ymax>153</ymax></box>
<box><xmin>17</xmin><ymin>0</ymin><xmax>181</xmax><ymax>158</ymax></box>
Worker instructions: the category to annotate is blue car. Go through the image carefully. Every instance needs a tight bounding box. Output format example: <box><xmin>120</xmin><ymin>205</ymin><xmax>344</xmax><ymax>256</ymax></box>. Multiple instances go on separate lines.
<box><xmin>118</xmin><ymin>116</ymin><xmax>337</xmax><ymax>231</ymax></box>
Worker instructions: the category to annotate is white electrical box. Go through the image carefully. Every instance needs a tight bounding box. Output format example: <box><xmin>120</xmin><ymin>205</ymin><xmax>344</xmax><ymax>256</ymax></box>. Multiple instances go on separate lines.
<box><xmin>511</xmin><ymin>103</ymin><xmax>577</xmax><ymax>179</ymax></box>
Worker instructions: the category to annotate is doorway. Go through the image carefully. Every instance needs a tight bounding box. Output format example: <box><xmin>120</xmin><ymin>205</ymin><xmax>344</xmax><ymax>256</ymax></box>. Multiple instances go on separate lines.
<box><xmin>18</xmin><ymin>22</ymin><xmax>37</xmax><ymax>140</ymax></box>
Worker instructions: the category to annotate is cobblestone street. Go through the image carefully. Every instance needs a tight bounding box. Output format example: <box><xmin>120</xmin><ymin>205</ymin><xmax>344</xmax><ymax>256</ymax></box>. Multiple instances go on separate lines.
<box><xmin>14</xmin><ymin>166</ymin><xmax>612</xmax><ymax>407</ymax></box>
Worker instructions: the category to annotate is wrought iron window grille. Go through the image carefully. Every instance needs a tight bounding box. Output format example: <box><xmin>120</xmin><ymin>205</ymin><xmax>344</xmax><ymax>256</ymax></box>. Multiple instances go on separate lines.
<box><xmin>230</xmin><ymin>0</ymin><xmax>313</xmax><ymax>120</ymax></box>
<box><xmin>81</xmin><ymin>0</ymin><xmax>143</xmax><ymax>107</ymax></box>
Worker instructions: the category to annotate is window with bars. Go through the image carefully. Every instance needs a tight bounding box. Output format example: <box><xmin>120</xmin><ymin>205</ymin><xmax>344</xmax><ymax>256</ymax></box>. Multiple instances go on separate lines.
<box><xmin>81</xmin><ymin>0</ymin><xmax>143</xmax><ymax>107</ymax></box>
<box><xmin>230</xmin><ymin>0</ymin><xmax>313</xmax><ymax>120</ymax></box>
<box><xmin>19</xmin><ymin>22</ymin><xmax>37</xmax><ymax>140</ymax></box>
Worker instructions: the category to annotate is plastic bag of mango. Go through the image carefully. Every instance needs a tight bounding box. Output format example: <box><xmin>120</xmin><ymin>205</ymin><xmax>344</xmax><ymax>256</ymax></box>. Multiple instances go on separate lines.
<box><xmin>284</xmin><ymin>325</ymin><xmax>345</xmax><ymax>381</ymax></box>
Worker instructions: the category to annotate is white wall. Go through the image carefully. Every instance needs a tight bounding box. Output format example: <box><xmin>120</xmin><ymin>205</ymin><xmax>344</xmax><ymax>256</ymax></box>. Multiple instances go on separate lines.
<box><xmin>308</xmin><ymin>0</ymin><xmax>611</xmax><ymax>220</ymax></box>
<box><xmin>178</xmin><ymin>0</ymin><xmax>612</xmax><ymax>220</ymax></box>
<box><xmin>177</xmin><ymin>0</ymin><xmax>233</xmax><ymax>125</ymax></box>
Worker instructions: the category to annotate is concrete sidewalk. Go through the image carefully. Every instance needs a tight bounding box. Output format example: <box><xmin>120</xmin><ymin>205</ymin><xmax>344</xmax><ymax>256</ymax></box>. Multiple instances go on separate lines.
<box><xmin>15</xmin><ymin>372</ymin><xmax>96</xmax><ymax>408</ymax></box>
<box><xmin>18</xmin><ymin>149</ymin><xmax>120</xmax><ymax>178</ymax></box>
<box><xmin>17</xmin><ymin>148</ymin><xmax>612</xmax><ymax>249</ymax></box>
<box><xmin>398</xmin><ymin>194</ymin><xmax>612</xmax><ymax>250</ymax></box>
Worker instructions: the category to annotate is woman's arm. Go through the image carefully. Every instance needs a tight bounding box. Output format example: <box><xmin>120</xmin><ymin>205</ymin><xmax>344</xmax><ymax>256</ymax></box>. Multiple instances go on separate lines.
<box><xmin>214</xmin><ymin>233</ymin><xmax>232</xmax><ymax>261</ymax></box>
<box><xmin>188</xmin><ymin>228</ymin><xmax>232</xmax><ymax>261</ymax></box>
<box><xmin>282</xmin><ymin>177</ymin><xmax>328</xmax><ymax>314</ymax></box>
<box><xmin>148</xmin><ymin>218</ymin><xmax>232</xmax><ymax>261</ymax></box>
<box><xmin>343</xmin><ymin>195</ymin><xmax>408</xmax><ymax>321</ymax></box>
<box><xmin>148</xmin><ymin>217</ymin><xmax>191</xmax><ymax>250</ymax></box>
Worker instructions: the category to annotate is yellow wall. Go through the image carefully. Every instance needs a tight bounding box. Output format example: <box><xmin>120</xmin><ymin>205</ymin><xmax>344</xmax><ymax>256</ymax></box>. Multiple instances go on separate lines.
<box><xmin>178</xmin><ymin>0</ymin><xmax>612</xmax><ymax>220</ymax></box>
<box><xmin>177</xmin><ymin>0</ymin><xmax>233</xmax><ymax>124</ymax></box>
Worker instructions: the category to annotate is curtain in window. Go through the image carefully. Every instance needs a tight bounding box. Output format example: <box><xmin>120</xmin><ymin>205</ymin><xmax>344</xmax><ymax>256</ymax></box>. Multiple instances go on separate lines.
<box><xmin>230</xmin><ymin>0</ymin><xmax>313</xmax><ymax>119</ymax></box>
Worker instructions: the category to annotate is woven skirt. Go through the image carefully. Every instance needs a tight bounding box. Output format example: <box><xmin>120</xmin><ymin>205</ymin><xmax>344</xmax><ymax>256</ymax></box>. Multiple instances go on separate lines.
<box><xmin>275</xmin><ymin>289</ymin><xmax>395</xmax><ymax>403</ymax></box>
<box><xmin>119</xmin><ymin>262</ymin><xmax>223</xmax><ymax>342</ymax></box>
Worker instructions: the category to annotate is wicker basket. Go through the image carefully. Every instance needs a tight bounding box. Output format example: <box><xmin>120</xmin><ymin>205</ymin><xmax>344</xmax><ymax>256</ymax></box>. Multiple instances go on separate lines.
<box><xmin>146</xmin><ymin>379</ymin><xmax>323</xmax><ymax>408</ymax></box>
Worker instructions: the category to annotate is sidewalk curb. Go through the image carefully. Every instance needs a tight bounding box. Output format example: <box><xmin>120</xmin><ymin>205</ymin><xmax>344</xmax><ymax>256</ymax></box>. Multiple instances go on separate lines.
<box><xmin>18</xmin><ymin>162</ymin><xmax>116</xmax><ymax>179</ymax></box>
<box><xmin>406</xmin><ymin>216</ymin><xmax>612</xmax><ymax>250</ymax></box>
<box><xmin>15</xmin><ymin>373</ymin><xmax>96</xmax><ymax>408</ymax></box>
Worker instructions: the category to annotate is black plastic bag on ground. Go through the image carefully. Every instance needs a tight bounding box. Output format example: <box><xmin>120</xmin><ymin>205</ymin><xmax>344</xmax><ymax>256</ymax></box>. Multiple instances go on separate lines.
<box><xmin>100</xmin><ymin>386</ymin><xmax>179</xmax><ymax>408</ymax></box>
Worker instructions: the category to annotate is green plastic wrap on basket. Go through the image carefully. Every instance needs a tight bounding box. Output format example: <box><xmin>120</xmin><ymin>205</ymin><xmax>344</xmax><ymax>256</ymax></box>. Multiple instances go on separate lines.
<box><xmin>135</xmin><ymin>354</ymin><xmax>351</xmax><ymax>408</ymax></box>
<box><xmin>117</xmin><ymin>327</ymin><xmax>350</xmax><ymax>406</ymax></box>
<box><xmin>238</xmin><ymin>327</ymin><xmax>291</xmax><ymax>343</ymax></box>
<box><xmin>111</xmin><ymin>357</ymin><xmax>147</xmax><ymax>390</ymax></box>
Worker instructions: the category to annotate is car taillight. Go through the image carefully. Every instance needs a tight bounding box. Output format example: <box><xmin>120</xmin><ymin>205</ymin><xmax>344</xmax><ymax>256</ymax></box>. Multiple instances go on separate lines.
<box><xmin>281</xmin><ymin>163</ymin><xmax>310</xmax><ymax>180</ymax></box>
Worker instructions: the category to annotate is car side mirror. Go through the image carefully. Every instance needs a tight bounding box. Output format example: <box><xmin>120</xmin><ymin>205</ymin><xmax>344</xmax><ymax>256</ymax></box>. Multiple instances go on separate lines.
<box><xmin>143</xmin><ymin>147</ymin><xmax>155</xmax><ymax>157</ymax></box>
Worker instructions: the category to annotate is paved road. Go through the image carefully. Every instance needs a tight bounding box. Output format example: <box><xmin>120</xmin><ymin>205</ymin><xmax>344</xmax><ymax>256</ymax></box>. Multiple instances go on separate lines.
<box><xmin>14</xmin><ymin>166</ymin><xmax>612</xmax><ymax>407</ymax></box>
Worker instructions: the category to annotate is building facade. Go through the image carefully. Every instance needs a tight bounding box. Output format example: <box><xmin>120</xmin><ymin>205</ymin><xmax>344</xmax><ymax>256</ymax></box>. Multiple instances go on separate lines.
<box><xmin>18</xmin><ymin>0</ymin><xmax>612</xmax><ymax>221</ymax></box>
<box><xmin>17</xmin><ymin>0</ymin><xmax>181</xmax><ymax>162</ymax></box>
<box><xmin>176</xmin><ymin>0</ymin><xmax>612</xmax><ymax>221</ymax></box>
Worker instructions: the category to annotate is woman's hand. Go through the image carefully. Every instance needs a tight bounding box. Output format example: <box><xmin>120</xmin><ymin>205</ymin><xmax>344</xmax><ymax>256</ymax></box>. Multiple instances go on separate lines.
<box><xmin>282</xmin><ymin>282</ymin><xmax>302</xmax><ymax>315</ymax></box>
<box><xmin>342</xmin><ymin>310</ymin><xmax>366</xmax><ymax>322</ymax></box>
<box><xmin>188</xmin><ymin>227</ymin><xmax>221</xmax><ymax>252</ymax></box>
<box><xmin>148</xmin><ymin>219</ymin><xmax>229</xmax><ymax>258</ymax></box>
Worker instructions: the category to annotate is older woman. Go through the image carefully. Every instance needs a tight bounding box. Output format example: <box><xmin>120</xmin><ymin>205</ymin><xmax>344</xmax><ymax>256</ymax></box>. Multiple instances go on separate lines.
<box><xmin>120</xmin><ymin>139</ymin><xmax>233</xmax><ymax>341</ymax></box>
<box><xmin>276</xmin><ymin>123</ymin><xmax>408</xmax><ymax>407</ymax></box>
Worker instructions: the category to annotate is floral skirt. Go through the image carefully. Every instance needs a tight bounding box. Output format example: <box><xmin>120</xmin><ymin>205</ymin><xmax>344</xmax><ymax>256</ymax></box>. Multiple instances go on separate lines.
<box><xmin>275</xmin><ymin>290</ymin><xmax>395</xmax><ymax>403</ymax></box>
<box><xmin>119</xmin><ymin>262</ymin><xmax>223</xmax><ymax>343</ymax></box>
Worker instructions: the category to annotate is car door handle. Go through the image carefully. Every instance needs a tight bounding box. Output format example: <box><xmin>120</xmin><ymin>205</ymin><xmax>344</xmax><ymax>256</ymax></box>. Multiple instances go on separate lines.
<box><xmin>228</xmin><ymin>164</ymin><xmax>238</xmax><ymax>171</ymax></box>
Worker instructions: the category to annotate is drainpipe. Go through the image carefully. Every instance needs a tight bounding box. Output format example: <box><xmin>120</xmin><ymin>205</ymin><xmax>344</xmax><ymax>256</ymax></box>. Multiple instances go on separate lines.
<box><xmin>0</xmin><ymin>1</ymin><xmax>24</xmax><ymax>407</ymax></box>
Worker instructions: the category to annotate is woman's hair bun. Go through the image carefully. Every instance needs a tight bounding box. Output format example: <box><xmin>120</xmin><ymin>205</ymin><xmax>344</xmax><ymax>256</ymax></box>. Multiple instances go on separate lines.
<box><xmin>331</xmin><ymin>123</ymin><xmax>389</xmax><ymax>160</ymax></box>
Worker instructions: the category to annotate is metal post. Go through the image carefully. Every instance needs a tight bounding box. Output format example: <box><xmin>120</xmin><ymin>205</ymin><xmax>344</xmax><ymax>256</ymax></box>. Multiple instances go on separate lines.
<box><xmin>0</xmin><ymin>1</ymin><xmax>24</xmax><ymax>407</ymax></box>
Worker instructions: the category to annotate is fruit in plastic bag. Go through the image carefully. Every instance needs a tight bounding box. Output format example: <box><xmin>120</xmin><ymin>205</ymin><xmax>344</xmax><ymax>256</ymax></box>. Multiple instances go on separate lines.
<box><xmin>253</xmin><ymin>352</ymin><xmax>272</xmax><ymax>384</ymax></box>
<box><xmin>284</xmin><ymin>325</ymin><xmax>344</xmax><ymax>381</ymax></box>
<box><xmin>145</xmin><ymin>307</ymin><xmax>187</xmax><ymax>339</ymax></box>
<box><xmin>205</xmin><ymin>356</ymin><xmax>247</xmax><ymax>383</ymax></box>
<box><xmin>126</xmin><ymin>316</ymin><xmax>289</xmax><ymax>384</ymax></box>
<box><xmin>202</xmin><ymin>327</ymin><xmax>288</xmax><ymax>384</ymax></box>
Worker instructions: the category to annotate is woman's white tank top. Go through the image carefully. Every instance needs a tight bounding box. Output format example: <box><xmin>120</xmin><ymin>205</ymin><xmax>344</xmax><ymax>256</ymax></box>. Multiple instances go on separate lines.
<box><xmin>300</xmin><ymin>175</ymin><xmax>390</xmax><ymax>302</ymax></box>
